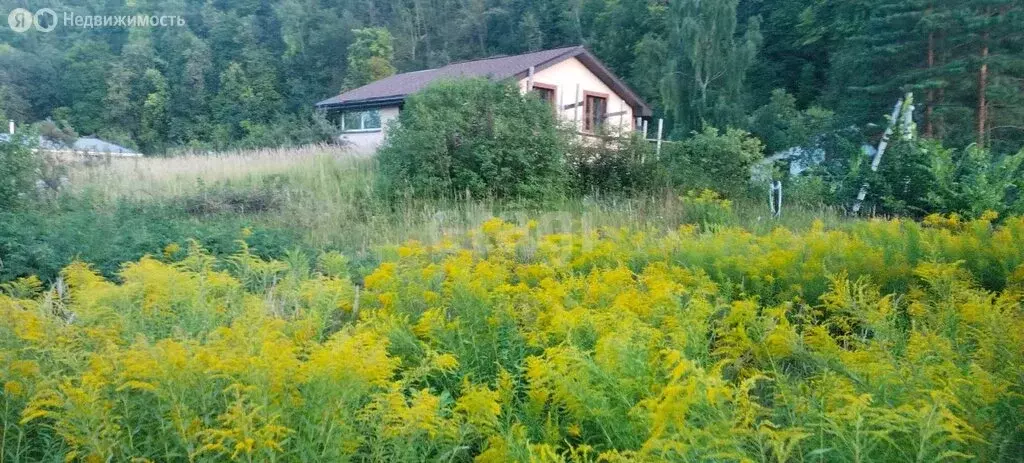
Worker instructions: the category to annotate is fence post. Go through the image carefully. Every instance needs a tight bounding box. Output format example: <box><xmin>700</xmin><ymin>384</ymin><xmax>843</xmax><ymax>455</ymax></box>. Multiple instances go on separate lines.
<box><xmin>655</xmin><ymin>118</ymin><xmax>664</xmax><ymax>159</ymax></box>
<box><xmin>770</xmin><ymin>181</ymin><xmax>783</xmax><ymax>218</ymax></box>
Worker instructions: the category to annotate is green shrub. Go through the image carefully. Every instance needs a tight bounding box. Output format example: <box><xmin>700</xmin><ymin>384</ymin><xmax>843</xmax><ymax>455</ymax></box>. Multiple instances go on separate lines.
<box><xmin>659</xmin><ymin>127</ymin><xmax>764</xmax><ymax>198</ymax></box>
<box><xmin>0</xmin><ymin>132</ymin><xmax>40</xmax><ymax>211</ymax></box>
<box><xmin>567</xmin><ymin>130</ymin><xmax>662</xmax><ymax>195</ymax></box>
<box><xmin>850</xmin><ymin>138</ymin><xmax>1023</xmax><ymax>218</ymax></box>
<box><xmin>925</xmin><ymin>144</ymin><xmax>1024</xmax><ymax>217</ymax></box>
<box><xmin>377</xmin><ymin>79</ymin><xmax>568</xmax><ymax>201</ymax></box>
<box><xmin>748</xmin><ymin>89</ymin><xmax>836</xmax><ymax>154</ymax></box>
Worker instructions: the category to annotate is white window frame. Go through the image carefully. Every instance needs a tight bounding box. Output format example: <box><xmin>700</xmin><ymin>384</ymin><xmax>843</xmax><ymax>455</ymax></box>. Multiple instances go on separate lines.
<box><xmin>340</xmin><ymin>109</ymin><xmax>382</xmax><ymax>133</ymax></box>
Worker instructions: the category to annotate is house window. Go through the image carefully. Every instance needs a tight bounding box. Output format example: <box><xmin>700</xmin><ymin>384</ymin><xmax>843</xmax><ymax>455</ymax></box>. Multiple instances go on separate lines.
<box><xmin>583</xmin><ymin>92</ymin><xmax>607</xmax><ymax>132</ymax></box>
<box><xmin>341</xmin><ymin>109</ymin><xmax>382</xmax><ymax>132</ymax></box>
<box><xmin>532</xmin><ymin>83</ymin><xmax>556</xmax><ymax>109</ymax></box>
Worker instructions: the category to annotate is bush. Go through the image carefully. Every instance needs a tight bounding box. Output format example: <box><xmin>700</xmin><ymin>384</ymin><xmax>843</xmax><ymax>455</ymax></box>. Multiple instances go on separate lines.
<box><xmin>377</xmin><ymin>79</ymin><xmax>568</xmax><ymax>201</ymax></box>
<box><xmin>659</xmin><ymin>127</ymin><xmax>764</xmax><ymax>198</ymax></box>
<box><xmin>0</xmin><ymin>132</ymin><xmax>40</xmax><ymax>211</ymax></box>
<box><xmin>748</xmin><ymin>89</ymin><xmax>836</xmax><ymax>154</ymax></box>
<box><xmin>849</xmin><ymin>138</ymin><xmax>1023</xmax><ymax>218</ymax></box>
<box><xmin>567</xmin><ymin>130</ymin><xmax>662</xmax><ymax>195</ymax></box>
<box><xmin>925</xmin><ymin>144</ymin><xmax>1024</xmax><ymax>218</ymax></box>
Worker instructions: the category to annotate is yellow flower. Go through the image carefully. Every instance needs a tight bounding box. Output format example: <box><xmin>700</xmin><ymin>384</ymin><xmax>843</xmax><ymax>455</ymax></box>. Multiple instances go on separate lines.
<box><xmin>432</xmin><ymin>353</ymin><xmax>460</xmax><ymax>372</ymax></box>
<box><xmin>455</xmin><ymin>381</ymin><xmax>501</xmax><ymax>429</ymax></box>
<box><xmin>4</xmin><ymin>380</ymin><xmax>26</xmax><ymax>398</ymax></box>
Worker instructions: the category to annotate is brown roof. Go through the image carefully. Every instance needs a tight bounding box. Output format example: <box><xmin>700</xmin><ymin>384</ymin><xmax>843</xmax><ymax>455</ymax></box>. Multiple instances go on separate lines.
<box><xmin>316</xmin><ymin>46</ymin><xmax>652</xmax><ymax>116</ymax></box>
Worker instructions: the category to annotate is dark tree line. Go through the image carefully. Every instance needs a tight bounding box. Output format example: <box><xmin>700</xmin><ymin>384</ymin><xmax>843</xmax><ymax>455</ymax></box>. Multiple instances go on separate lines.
<box><xmin>0</xmin><ymin>0</ymin><xmax>1021</xmax><ymax>154</ymax></box>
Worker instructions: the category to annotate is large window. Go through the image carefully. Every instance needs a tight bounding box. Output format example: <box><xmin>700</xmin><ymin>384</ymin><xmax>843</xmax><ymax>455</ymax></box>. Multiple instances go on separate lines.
<box><xmin>532</xmin><ymin>83</ymin><xmax>556</xmax><ymax>110</ymax></box>
<box><xmin>583</xmin><ymin>92</ymin><xmax>607</xmax><ymax>132</ymax></box>
<box><xmin>340</xmin><ymin>109</ymin><xmax>382</xmax><ymax>132</ymax></box>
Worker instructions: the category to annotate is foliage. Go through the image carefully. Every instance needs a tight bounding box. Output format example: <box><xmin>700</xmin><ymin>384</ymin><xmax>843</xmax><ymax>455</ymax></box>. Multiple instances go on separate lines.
<box><xmin>566</xmin><ymin>131</ymin><xmax>661</xmax><ymax>195</ymax></box>
<box><xmin>2</xmin><ymin>217</ymin><xmax>1023</xmax><ymax>461</ymax></box>
<box><xmin>0</xmin><ymin>199</ymin><xmax>302</xmax><ymax>284</ymax></box>
<box><xmin>34</xmin><ymin>118</ymin><xmax>77</xmax><ymax>148</ymax></box>
<box><xmin>660</xmin><ymin>127</ymin><xmax>765</xmax><ymax>198</ymax></box>
<box><xmin>662</xmin><ymin>0</ymin><xmax>762</xmax><ymax>135</ymax></box>
<box><xmin>748</xmin><ymin>89</ymin><xmax>836</xmax><ymax>155</ymax></box>
<box><xmin>848</xmin><ymin>138</ymin><xmax>1024</xmax><ymax>218</ymax></box>
<box><xmin>377</xmin><ymin>79</ymin><xmax>568</xmax><ymax>201</ymax></box>
<box><xmin>344</xmin><ymin>28</ymin><xmax>397</xmax><ymax>90</ymax></box>
<box><xmin>925</xmin><ymin>145</ymin><xmax>1024</xmax><ymax>217</ymax></box>
<box><xmin>0</xmin><ymin>0</ymin><xmax>1019</xmax><ymax>153</ymax></box>
<box><xmin>0</xmin><ymin>132</ymin><xmax>40</xmax><ymax>211</ymax></box>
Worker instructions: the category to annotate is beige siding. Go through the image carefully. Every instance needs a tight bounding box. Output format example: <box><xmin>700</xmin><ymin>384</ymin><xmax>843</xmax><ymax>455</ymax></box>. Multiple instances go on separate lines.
<box><xmin>337</xmin><ymin>106</ymin><xmax>400</xmax><ymax>155</ymax></box>
<box><xmin>519</xmin><ymin>57</ymin><xmax>635</xmax><ymax>134</ymax></box>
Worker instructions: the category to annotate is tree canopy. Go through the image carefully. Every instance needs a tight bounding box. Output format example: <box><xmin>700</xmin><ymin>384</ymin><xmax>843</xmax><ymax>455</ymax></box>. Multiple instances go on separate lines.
<box><xmin>0</xmin><ymin>0</ymin><xmax>1021</xmax><ymax>154</ymax></box>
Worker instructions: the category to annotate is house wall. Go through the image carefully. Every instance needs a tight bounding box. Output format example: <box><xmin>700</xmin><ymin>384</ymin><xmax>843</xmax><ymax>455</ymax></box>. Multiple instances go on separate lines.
<box><xmin>337</xmin><ymin>105</ymin><xmax>401</xmax><ymax>155</ymax></box>
<box><xmin>518</xmin><ymin>57</ymin><xmax>636</xmax><ymax>134</ymax></box>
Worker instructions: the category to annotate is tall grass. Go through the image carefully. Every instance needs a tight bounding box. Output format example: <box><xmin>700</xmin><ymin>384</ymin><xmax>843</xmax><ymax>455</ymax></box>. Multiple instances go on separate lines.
<box><xmin>4</xmin><ymin>145</ymin><xmax>851</xmax><ymax>283</ymax></box>
<box><xmin>66</xmin><ymin>144</ymin><xmax>364</xmax><ymax>202</ymax></box>
<box><xmin>60</xmin><ymin>145</ymin><xmax>848</xmax><ymax>250</ymax></box>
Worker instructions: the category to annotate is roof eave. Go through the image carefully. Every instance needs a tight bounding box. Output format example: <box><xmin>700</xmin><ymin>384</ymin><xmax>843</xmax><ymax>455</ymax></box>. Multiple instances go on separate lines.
<box><xmin>315</xmin><ymin>95</ymin><xmax>406</xmax><ymax>111</ymax></box>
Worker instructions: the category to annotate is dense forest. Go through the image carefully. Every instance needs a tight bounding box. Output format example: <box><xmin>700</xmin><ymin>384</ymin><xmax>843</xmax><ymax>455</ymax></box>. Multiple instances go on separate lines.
<box><xmin>1</xmin><ymin>0</ymin><xmax>1022</xmax><ymax>154</ymax></box>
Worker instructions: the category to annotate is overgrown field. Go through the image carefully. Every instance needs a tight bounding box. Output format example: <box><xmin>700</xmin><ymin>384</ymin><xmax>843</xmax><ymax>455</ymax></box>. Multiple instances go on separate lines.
<box><xmin>3</xmin><ymin>214</ymin><xmax>1023</xmax><ymax>462</ymax></box>
<box><xmin>1</xmin><ymin>148</ymin><xmax>846</xmax><ymax>283</ymax></box>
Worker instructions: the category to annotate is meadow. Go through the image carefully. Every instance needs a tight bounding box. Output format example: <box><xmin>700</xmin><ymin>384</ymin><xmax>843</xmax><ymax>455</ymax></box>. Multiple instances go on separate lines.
<box><xmin>1</xmin><ymin>147</ymin><xmax>845</xmax><ymax>283</ymax></box>
<box><xmin>1</xmin><ymin>148</ymin><xmax>1023</xmax><ymax>461</ymax></box>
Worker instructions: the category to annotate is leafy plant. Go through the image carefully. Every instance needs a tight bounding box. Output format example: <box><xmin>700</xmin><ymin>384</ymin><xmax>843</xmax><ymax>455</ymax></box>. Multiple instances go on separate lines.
<box><xmin>377</xmin><ymin>79</ymin><xmax>569</xmax><ymax>202</ymax></box>
<box><xmin>0</xmin><ymin>132</ymin><xmax>40</xmax><ymax>211</ymax></box>
<box><xmin>660</xmin><ymin>126</ymin><xmax>765</xmax><ymax>198</ymax></box>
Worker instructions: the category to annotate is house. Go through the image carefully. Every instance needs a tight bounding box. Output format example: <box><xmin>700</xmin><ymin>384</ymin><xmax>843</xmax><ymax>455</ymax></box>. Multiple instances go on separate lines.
<box><xmin>315</xmin><ymin>45</ymin><xmax>652</xmax><ymax>154</ymax></box>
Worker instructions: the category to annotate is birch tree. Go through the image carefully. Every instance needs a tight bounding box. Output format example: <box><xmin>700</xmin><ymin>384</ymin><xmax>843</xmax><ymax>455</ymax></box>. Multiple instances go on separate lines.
<box><xmin>662</xmin><ymin>0</ymin><xmax>761</xmax><ymax>136</ymax></box>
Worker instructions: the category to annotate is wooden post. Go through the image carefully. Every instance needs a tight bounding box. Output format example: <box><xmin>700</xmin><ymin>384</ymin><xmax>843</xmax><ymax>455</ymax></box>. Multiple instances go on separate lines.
<box><xmin>559</xmin><ymin>87</ymin><xmax>565</xmax><ymax>121</ymax></box>
<box><xmin>574</xmin><ymin>84</ymin><xmax>581</xmax><ymax>129</ymax></box>
<box><xmin>770</xmin><ymin>181</ymin><xmax>783</xmax><ymax>218</ymax></box>
<box><xmin>618</xmin><ymin>101</ymin><xmax>625</xmax><ymax>131</ymax></box>
<box><xmin>655</xmin><ymin>118</ymin><xmax>664</xmax><ymax>159</ymax></box>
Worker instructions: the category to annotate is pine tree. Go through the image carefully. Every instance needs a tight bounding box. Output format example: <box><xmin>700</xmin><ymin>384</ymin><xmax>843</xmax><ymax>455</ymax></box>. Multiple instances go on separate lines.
<box><xmin>956</xmin><ymin>1</ymin><xmax>1024</xmax><ymax>150</ymax></box>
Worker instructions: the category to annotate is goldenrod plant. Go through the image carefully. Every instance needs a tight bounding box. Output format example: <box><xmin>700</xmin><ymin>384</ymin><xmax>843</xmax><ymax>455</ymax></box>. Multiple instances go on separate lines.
<box><xmin>2</xmin><ymin>215</ymin><xmax>1022</xmax><ymax>461</ymax></box>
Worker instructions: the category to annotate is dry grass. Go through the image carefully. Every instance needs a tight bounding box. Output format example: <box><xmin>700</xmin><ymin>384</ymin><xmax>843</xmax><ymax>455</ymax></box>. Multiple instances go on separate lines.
<box><xmin>65</xmin><ymin>144</ymin><xmax>364</xmax><ymax>202</ymax></box>
<box><xmin>55</xmin><ymin>143</ymin><xmax>847</xmax><ymax>262</ymax></box>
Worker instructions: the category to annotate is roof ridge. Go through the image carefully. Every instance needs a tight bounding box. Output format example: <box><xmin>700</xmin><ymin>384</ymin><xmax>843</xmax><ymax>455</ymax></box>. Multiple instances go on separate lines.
<box><xmin>438</xmin><ymin>45</ymin><xmax>582</xmax><ymax>70</ymax></box>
